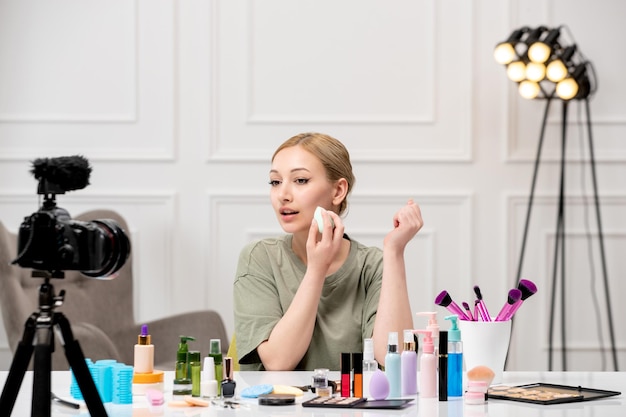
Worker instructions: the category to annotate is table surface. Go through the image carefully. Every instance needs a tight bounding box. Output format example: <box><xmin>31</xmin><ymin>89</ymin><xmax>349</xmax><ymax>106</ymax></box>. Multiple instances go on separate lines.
<box><xmin>1</xmin><ymin>370</ymin><xmax>624</xmax><ymax>416</ymax></box>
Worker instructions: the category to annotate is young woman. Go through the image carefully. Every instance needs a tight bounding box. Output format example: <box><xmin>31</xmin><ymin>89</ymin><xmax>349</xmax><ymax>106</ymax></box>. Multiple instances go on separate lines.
<box><xmin>234</xmin><ymin>132</ymin><xmax>423</xmax><ymax>370</ymax></box>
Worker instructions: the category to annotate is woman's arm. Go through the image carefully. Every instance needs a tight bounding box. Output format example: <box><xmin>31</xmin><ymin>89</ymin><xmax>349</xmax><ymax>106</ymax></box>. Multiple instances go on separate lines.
<box><xmin>372</xmin><ymin>200</ymin><xmax>423</xmax><ymax>364</ymax></box>
<box><xmin>257</xmin><ymin>211</ymin><xmax>345</xmax><ymax>370</ymax></box>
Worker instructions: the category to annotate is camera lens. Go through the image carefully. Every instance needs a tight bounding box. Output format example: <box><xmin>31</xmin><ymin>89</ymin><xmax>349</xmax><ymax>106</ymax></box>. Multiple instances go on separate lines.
<box><xmin>80</xmin><ymin>219</ymin><xmax>131</xmax><ymax>279</ymax></box>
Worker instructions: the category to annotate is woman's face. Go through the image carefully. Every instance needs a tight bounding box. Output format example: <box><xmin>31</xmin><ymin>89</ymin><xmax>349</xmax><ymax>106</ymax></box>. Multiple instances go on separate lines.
<box><xmin>269</xmin><ymin>145</ymin><xmax>338</xmax><ymax>235</ymax></box>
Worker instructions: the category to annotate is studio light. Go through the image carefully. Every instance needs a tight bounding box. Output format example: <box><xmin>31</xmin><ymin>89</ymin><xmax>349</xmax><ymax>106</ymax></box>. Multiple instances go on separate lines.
<box><xmin>495</xmin><ymin>26</ymin><xmax>618</xmax><ymax>373</ymax></box>
<box><xmin>494</xmin><ymin>26</ymin><xmax>593</xmax><ymax>101</ymax></box>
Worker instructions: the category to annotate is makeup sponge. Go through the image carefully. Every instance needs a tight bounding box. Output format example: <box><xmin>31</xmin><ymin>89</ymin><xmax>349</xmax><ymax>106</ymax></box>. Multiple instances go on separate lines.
<box><xmin>314</xmin><ymin>206</ymin><xmax>335</xmax><ymax>233</ymax></box>
<box><xmin>369</xmin><ymin>369</ymin><xmax>390</xmax><ymax>400</ymax></box>
<box><xmin>467</xmin><ymin>365</ymin><xmax>495</xmax><ymax>387</ymax></box>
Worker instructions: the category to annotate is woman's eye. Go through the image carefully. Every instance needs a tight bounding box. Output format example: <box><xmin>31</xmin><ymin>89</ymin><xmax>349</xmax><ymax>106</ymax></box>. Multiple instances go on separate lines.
<box><xmin>295</xmin><ymin>178</ymin><xmax>309</xmax><ymax>185</ymax></box>
<box><xmin>268</xmin><ymin>180</ymin><xmax>281</xmax><ymax>187</ymax></box>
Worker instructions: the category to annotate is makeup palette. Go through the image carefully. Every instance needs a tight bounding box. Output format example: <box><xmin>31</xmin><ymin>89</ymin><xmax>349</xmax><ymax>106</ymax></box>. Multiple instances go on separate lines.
<box><xmin>302</xmin><ymin>396</ymin><xmax>414</xmax><ymax>409</ymax></box>
<box><xmin>488</xmin><ymin>383</ymin><xmax>621</xmax><ymax>405</ymax></box>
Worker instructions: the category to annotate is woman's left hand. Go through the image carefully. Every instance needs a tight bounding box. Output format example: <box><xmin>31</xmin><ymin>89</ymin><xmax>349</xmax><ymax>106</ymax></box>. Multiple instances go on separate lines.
<box><xmin>383</xmin><ymin>199</ymin><xmax>423</xmax><ymax>251</ymax></box>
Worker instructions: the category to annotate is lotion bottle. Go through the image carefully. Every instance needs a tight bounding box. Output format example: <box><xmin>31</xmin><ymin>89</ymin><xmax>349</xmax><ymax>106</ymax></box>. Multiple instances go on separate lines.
<box><xmin>208</xmin><ymin>339</ymin><xmax>223</xmax><ymax>396</ymax></box>
<box><xmin>401</xmin><ymin>329</ymin><xmax>418</xmax><ymax>396</ymax></box>
<box><xmin>362</xmin><ymin>338</ymin><xmax>378</xmax><ymax>399</ymax></box>
<box><xmin>384</xmin><ymin>332</ymin><xmax>401</xmax><ymax>398</ymax></box>
<box><xmin>134</xmin><ymin>324</ymin><xmax>154</xmax><ymax>374</ymax></box>
<box><xmin>415</xmin><ymin>329</ymin><xmax>437</xmax><ymax>398</ymax></box>
<box><xmin>445</xmin><ymin>315</ymin><xmax>463</xmax><ymax>397</ymax></box>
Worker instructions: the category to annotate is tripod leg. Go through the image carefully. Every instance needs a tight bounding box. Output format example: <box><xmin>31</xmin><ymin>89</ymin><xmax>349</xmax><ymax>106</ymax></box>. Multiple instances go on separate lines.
<box><xmin>0</xmin><ymin>315</ymin><xmax>37</xmax><ymax>416</ymax></box>
<box><xmin>585</xmin><ymin>99</ymin><xmax>619</xmax><ymax>371</ymax></box>
<box><xmin>55</xmin><ymin>313</ymin><xmax>108</xmax><ymax>417</ymax></box>
<box><xmin>31</xmin><ymin>326</ymin><xmax>54</xmax><ymax>417</ymax></box>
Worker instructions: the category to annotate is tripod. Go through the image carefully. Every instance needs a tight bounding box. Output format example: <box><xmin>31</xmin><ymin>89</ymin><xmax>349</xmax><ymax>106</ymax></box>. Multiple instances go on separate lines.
<box><xmin>0</xmin><ymin>275</ymin><xmax>108</xmax><ymax>417</ymax></box>
<box><xmin>515</xmin><ymin>96</ymin><xmax>618</xmax><ymax>371</ymax></box>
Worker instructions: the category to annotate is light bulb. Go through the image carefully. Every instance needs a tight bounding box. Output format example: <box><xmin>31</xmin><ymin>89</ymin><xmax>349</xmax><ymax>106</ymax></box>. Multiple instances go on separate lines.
<box><xmin>546</xmin><ymin>59</ymin><xmax>568</xmax><ymax>82</ymax></box>
<box><xmin>494</xmin><ymin>43</ymin><xmax>516</xmax><ymax>65</ymax></box>
<box><xmin>556</xmin><ymin>78</ymin><xmax>579</xmax><ymax>100</ymax></box>
<box><xmin>525</xmin><ymin>62</ymin><xmax>546</xmax><ymax>82</ymax></box>
<box><xmin>528</xmin><ymin>42</ymin><xmax>552</xmax><ymax>63</ymax></box>
<box><xmin>506</xmin><ymin>61</ymin><xmax>527</xmax><ymax>82</ymax></box>
<box><xmin>519</xmin><ymin>80</ymin><xmax>540</xmax><ymax>99</ymax></box>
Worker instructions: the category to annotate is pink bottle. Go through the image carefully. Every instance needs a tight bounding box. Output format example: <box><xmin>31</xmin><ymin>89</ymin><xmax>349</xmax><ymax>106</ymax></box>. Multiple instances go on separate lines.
<box><xmin>415</xmin><ymin>330</ymin><xmax>437</xmax><ymax>398</ymax></box>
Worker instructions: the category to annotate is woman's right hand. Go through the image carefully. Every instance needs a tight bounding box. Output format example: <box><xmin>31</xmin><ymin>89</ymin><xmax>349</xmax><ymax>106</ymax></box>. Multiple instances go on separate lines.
<box><xmin>305</xmin><ymin>209</ymin><xmax>344</xmax><ymax>277</ymax></box>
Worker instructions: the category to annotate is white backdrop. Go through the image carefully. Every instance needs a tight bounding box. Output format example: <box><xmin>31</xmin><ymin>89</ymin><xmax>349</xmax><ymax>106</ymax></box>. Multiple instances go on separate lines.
<box><xmin>1</xmin><ymin>0</ymin><xmax>625</xmax><ymax>371</ymax></box>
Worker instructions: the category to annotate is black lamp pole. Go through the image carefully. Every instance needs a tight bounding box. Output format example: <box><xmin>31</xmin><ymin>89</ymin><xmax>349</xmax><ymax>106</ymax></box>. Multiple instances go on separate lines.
<box><xmin>515</xmin><ymin>97</ymin><xmax>618</xmax><ymax>371</ymax></box>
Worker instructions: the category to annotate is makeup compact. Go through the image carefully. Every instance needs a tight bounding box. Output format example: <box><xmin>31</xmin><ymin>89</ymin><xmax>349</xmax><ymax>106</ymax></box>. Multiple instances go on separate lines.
<box><xmin>488</xmin><ymin>383</ymin><xmax>621</xmax><ymax>405</ymax></box>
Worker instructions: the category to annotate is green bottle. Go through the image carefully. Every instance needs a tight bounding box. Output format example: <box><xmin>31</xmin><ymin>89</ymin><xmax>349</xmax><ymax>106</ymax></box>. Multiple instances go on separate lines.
<box><xmin>174</xmin><ymin>336</ymin><xmax>195</xmax><ymax>384</ymax></box>
<box><xmin>189</xmin><ymin>350</ymin><xmax>202</xmax><ymax>397</ymax></box>
<box><xmin>208</xmin><ymin>339</ymin><xmax>223</xmax><ymax>396</ymax></box>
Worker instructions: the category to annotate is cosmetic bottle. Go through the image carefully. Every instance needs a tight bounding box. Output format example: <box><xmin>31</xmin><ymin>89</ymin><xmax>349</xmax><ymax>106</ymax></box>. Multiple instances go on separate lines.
<box><xmin>188</xmin><ymin>351</ymin><xmax>202</xmax><ymax>397</ymax></box>
<box><xmin>445</xmin><ymin>315</ymin><xmax>463</xmax><ymax>397</ymax></box>
<box><xmin>416</xmin><ymin>312</ymin><xmax>439</xmax><ymax>354</ymax></box>
<box><xmin>340</xmin><ymin>352</ymin><xmax>351</xmax><ymax>397</ymax></box>
<box><xmin>401</xmin><ymin>329</ymin><xmax>418</xmax><ymax>396</ymax></box>
<box><xmin>352</xmin><ymin>352</ymin><xmax>363</xmax><ymax>397</ymax></box>
<box><xmin>201</xmin><ymin>356</ymin><xmax>218</xmax><ymax>398</ymax></box>
<box><xmin>221</xmin><ymin>357</ymin><xmax>236</xmax><ymax>398</ymax></box>
<box><xmin>173</xmin><ymin>336</ymin><xmax>194</xmax><ymax>396</ymax></box>
<box><xmin>415</xmin><ymin>329</ymin><xmax>437</xmax><ymax>398</ymax></box>
<box><xmin>208</xmin><ymin>339</ymin><xmax>223</xmax><ymax>396</ymax></box>
<box><xmin>438</xmin><ymin>330</ymin><xmax>448</xmax><ymax>401</ymax></box>
<box><xmin>134</xmin><ymin>324</ymin><xmax>154</xmax><ymax>374</ymax></box>
<box><xmin>362</xmin><ymin>338</ymin><xmax>378</xmax><ymax>400</ymax></box>
<box><xmin>384</xmin><ymin>332</ymin><xmax>401</xmax><ymax>399</ymax></box>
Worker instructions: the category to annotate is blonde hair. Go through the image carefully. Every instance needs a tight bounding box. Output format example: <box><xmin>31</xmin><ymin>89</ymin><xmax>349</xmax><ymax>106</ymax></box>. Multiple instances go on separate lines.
<box><xmin>272</xmin><ymin>132</ymin><xmax>355</xmax><ymax>216</ymax></box>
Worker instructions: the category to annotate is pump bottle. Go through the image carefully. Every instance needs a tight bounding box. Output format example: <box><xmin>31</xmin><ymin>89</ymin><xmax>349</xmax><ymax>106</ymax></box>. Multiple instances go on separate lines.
<box><xmin>416</xmin><ymin>312</ymin><xmax>439</xmax><ymax>354</ymax></box>
<box><xmin>175</xmin><ymin>336</ymin><xmax>195</xmax><ymax>381</ymax></box>
<box><xmin>362</xmin><ymin>338</ymin><xmax>378</xmax><ymax>399</ymax></box>
<box><xmin>415</xmin><ymin>329</ymin><xmax>437</xmax><ymax>398</ymax></box>
<box><xmin>401</xmin><ymin>329</ymin><xmax>417</xmax><ymax>396</ymax></box>
<box><xmin>384</xmin><ymin>332</ymin><xmax>401</xmax><ymax>398</ymax></box>
<box><xmin>134</xmin><ymin>324</ymin><xmax>154</xmax><ymax>374</ymax></box>
<box><xmin>445</xmin><ymin>315</ymin><xmax>463</xmax><ymax>397</ymax></box>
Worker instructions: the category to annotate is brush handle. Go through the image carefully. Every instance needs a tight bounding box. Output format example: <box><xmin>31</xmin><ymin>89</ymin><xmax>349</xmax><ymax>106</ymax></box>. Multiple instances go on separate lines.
<box><xmin>497</xmin><ymin>299</ymin><xmax>523</xmax><ymax>321</ymax></box>
<box><xmin>476</xmin><ymin>300</ymin><xmax>491</xmax><ymax>322</ymax></box>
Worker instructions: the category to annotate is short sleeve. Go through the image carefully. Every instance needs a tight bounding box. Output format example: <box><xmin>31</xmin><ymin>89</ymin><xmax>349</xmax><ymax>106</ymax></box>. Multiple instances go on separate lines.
<box><xmin>233</xmin><ymin>240</ymin><xmax>284</xmax><ymax>368</ymax></box>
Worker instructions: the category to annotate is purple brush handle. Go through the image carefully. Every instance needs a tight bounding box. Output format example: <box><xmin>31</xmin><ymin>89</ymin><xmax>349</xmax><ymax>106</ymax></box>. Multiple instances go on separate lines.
<box><xmin>476</xmin><ymin>300</ymin><xmax>491</xmax><ymax>322</ymax></box>
<box><xmin>500</xmin><ymin>299</ymin><xmax>523</xmax><ymax>321</ymax></box>
<box><xmin>446</xmin><ymin>301</ymin><xmax>471</xmax><ymax>320</ymax></box>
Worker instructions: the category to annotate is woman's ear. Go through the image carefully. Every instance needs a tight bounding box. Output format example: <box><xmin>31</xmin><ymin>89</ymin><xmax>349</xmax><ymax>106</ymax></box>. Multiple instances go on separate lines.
<box><xmin>332</xmin><ymin>178</ymin><xmax>349</xmax><ymax>207</ymax></box>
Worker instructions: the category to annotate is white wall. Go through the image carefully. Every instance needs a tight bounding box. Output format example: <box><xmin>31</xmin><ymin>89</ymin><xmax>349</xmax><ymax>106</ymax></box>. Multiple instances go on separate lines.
<box><xmin>1</xmin><ymin>0</ymin><xmax>625</xmax><ymax>371</ymax></box>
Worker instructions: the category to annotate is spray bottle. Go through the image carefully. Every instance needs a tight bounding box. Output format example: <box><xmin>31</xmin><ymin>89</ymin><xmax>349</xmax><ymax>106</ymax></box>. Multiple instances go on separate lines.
<box><xmin>401</xmin><ymin>329</ymin><xmax>417</xmax><ymax>396</ymax></box>
<box><xmin>415</xmin><ymin>329</ymin><xmax>437</xmax><ymax>398</ymax></box>
<box><xmin>362</xmin><ymin>338</ymin><xmax>378</xmax><ymax>399</ymax></box>
<box><xmin>384</xmin><ymin>332</ymin><xmax>401</xmax><ymax>398</ymax></box>
<box><xmin>445</xmin><ymin>315</ymin><xmax>463</xmax><ymax>397</ymax></box>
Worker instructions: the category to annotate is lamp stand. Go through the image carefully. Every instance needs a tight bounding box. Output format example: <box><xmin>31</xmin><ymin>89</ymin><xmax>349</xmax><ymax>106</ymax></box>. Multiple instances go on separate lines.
<box><xmin>514</xmin><ymin>97</ymin><xmax>618</xmax><ymax>371</ymax></box>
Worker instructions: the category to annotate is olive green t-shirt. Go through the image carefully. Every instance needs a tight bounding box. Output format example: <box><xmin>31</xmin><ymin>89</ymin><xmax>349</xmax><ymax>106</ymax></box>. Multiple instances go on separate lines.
<box><xmin>233</xmin><ymin>234</ymin><xmax>383</xmax><ymax>371</ymax></box>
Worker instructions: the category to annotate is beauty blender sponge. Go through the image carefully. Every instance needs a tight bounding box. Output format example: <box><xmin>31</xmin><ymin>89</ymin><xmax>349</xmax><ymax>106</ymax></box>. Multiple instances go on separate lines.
<box><xmin>314</xmin><ymin>206</ymin><xmax>335</xmax><ymax>233</ymax></box>
<box><xmin>369</xmin><ymin>369</ymin><xmax>390</xmax><ymax>400</ymax></box>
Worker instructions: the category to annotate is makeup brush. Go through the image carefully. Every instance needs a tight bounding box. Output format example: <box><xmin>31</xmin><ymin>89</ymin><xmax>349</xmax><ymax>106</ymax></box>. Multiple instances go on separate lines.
<box><xmin>435</xmin><ymin>291</ymin><xmax>471</xmax><ymax>320</ymax></box>
<box><xmin>495</xmin><ymin>288</ymin><xmax>522</xmax><ymax>321</ymax></box>
<box><xmin>473</xmin><ymin>286</ymin><xmax>492</xmax><ymax>322</ymax></box>
<box><xmin>462</xmin><ymin>301</ymin><xmax>475</xmax><ymax>321</ymax></box>
<box><xmin>517</xmin><ymin>279</ymin><xmax>538</xmax><ymax>300</ymax></box>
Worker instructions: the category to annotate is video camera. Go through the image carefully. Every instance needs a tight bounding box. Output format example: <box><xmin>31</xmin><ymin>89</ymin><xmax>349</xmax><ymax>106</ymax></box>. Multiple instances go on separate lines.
<box><xmin>12</xmin><ymin>155</ymin><xmax>131</xmax><ymax>279</ymax></box>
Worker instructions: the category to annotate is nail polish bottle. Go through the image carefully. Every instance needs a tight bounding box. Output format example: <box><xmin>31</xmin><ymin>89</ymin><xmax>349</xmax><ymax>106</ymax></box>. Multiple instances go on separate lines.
<box><xmin>221</xmin><ymin>357</ymin><xmax>236</xmax><ymax>398</ymax></box>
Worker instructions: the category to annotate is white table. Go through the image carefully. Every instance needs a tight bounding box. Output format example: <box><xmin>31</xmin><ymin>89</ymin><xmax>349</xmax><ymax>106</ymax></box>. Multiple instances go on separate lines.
<box><xmin>1</xmin><ymin>370</ymin><xmax>624</xmax><ymax>416</ymax></box>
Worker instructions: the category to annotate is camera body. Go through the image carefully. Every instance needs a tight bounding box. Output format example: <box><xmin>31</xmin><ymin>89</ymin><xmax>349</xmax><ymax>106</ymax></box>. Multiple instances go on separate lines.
<box><xmin>12</xmin><ymin>155</ymin><xmax>131</xmax><ymax>279</ymax></box>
